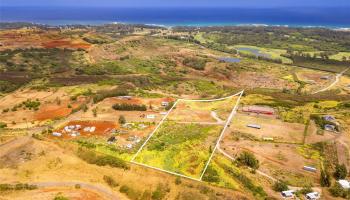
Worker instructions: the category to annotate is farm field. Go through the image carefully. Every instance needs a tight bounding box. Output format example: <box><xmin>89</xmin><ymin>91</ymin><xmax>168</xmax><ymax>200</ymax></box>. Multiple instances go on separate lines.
<box><xmin>229</xmin><ymin>112</ymin><xmax>306</xmax><ymax>143</ymax></box>
<box><xmin>134</xmin><ymin>122</ymin><xmax>223</xmax><ymax>179</ymax></box>
<box><xmin>233</xmin><ymin>45</ymin><xmax>292</xmax><ymax>64</ymax></box>
<box><xmin>133</xmin><ymin>94</ymin><xmax>241</xmax><ymax>179</ymax></box>
<box><xmin>167</xmin><ymin>96</ymin><xmax>239</xmax><ymax>123</ymax></box>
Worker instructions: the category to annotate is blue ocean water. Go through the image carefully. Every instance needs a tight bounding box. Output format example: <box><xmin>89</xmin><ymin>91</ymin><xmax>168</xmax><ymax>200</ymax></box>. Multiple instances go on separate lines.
<box><xmin>1</xmin><ymin>7</ymin><xmax>350</xmax><ymax>28</ymax></box>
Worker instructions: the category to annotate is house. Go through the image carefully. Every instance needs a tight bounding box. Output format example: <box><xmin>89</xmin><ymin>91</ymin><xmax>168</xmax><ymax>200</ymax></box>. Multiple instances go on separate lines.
<box><xmin>338</xmin><ymin>180</ymin><xmax>350</xmax><ymax>189</ymax></box>
<box><xmin>324</xmin><ymin>124</ymin><xmax>336</xmax><ymax>132</ymax></box>
<box><xmin>306</xmin><ymin>192</ymin><xmax>320</xmax><ymax>200</ymax></box>
<box><xmin>64</xmin><ymin>126</ymin><xmax>72</xmax><ymax>132</ymax></box>
<box><xmin>90</xmin><ymin>126</ymin><xmax>96</xmax><ymax>133</ymax></box>
<box><xmin>303</xmin><ymin>166</ymin><xmax>317</xmax><ymax>172</ymax></box>
<box><xmin>161</xmin><ymin>101</ymin><xmax>169</xmax><ymax>107</ymax></box>
<box><xmin>242</xmin><ymin>106</ymin><xmax>274</xmax><ymax>115</ymax></box>
<box><xmin>160</xmin><ymin>112</ymin><xmax>168</xmax><ymax>115</ymax></box>
<box><xmin>146</xmin><ymin>114</ymin><xmax>155</xmax><ymax>119</ymax></box>
<box><xmin>126</xmin><ymin>143</ymin><xmax>133</xmax><ymax>149</ymax></box>
<box><xmin>118</xmin><ymin>96</ymin><xmax>132</xmax><ymax>100</ymax></box>
<box><xmin>52</xmin><ymin>132</ymin><xmax>62</xmax><ymax>137</ymax></box>
<box><xmin>281</xmin><ymin>190</ymin><xmax>294</xmax><ymax>198</ymax></box>
<box><xmin>247</xmin><ymin>124</ymin><xmax>261</xmax><ymax>129</ymax></box>
<box><xmin>320</xmin><ymin>76</ymin><xmax>330</xmax><ymax>80</ymax></box>
<box><xmin>323</xmin><ymin>115</ymin><xmax>335</xmax><ymax>121</ymax></box>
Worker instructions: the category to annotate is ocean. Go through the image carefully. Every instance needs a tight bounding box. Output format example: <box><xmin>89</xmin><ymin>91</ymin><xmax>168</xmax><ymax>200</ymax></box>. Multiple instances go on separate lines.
<box><xmin>1</xmin><ymin>7</ymin><xmax>350</xmax><ymax>28</ymax></box>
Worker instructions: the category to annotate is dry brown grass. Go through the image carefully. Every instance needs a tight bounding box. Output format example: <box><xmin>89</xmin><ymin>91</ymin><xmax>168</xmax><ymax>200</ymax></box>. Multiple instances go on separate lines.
<box><xmin>0</xmin><ymin>137</ymin><xmax>250</xmax><ymax>200</ymax></box>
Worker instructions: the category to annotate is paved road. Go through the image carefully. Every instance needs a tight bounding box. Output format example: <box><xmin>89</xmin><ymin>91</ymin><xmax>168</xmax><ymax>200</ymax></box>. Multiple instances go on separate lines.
<box><xmin>32</xmin><ymin>181</ymin><xmax>119</xmax><ymax>200</ymax></box>
<box><xmin>313</xmin><ymin>67</ymin><xmax>350</xmax><ymax>94</ymax></box>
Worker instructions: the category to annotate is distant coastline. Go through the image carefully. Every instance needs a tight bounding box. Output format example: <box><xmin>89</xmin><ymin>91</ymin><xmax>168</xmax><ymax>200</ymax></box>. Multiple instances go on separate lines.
<box><xmin>1</xmin><ymin>6</ymin><xmax>350</xmax><ymax>29</ymax></box>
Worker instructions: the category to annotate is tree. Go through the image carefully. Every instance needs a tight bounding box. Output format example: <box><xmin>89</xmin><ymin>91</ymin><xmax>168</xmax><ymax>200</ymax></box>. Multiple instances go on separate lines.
<box><xmin>334</xmin><ymin>164</ymin><xmax>347</xmax><ymax>180</ymax></box>
<box><xmin>273</xmin><ymin>180</ymin><xmax>289</xmax><ymax>192</ymax></box>
<box><xmin>119</xmin><ymin>115</ymin><xmax>126</xmax><ymax>125</ymax></box>
<box><xmin>321</xmin><ymin>169</ymin><xmax>331</xmax><ymax>187</ymax></box>
<box><xmin>329</xmin><ymin>183</ymin><xmax>350</xmax><ymax>198</ymax></box>
<box><xmin>237</xmin><ymin>151</ymin><xmax>259</xmax><ymax>169</ymax></box>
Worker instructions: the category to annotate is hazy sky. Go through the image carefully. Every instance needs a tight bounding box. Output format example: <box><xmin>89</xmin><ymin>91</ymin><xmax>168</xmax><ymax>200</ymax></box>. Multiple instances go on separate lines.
<box><xmin>2</xmin><ymin>0</ymin><xmax>350</xmax><ymax>8</ymax></box>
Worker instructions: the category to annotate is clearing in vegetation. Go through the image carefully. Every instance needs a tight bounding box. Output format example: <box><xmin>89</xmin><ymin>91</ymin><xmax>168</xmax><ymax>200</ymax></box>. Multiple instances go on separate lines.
<box><xmin>131</xmin><ymin>91</ymin><xmax>243</xmax><ymax>180</ymax></box>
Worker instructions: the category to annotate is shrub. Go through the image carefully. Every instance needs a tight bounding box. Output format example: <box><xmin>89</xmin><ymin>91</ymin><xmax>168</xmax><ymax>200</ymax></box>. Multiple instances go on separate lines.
<box><xmin>165</xmin><ymin>102</ymin><xmax>174</xmax><ymax>111</ymax></box>
<box><xmin>152</xmin><ymin>184</ymin><xmax>170</xmax><ymax>200</ymax></box>
<box><xmin>298</xmin><ymin>186</ymin><xmax>313</xmax><ymax>195</ymax></box>
<box><xmin>0</xmin><ymin>183</ymin><xmax>37</xmax><ymax>191</ymax></box>
<box><xmin>54</xmin><ymin>194</ymin><xmax>69</xmax><ymax>200</ymax></box>
<box><xmin>175</xmin><ymin>177</ymin><xmax>182</xmax><ymax>185</ymax></box>
<box><xmin>224</xmin><ymin>165</ymin><xmax>267</xmax><ymax>198</ymax></box>
<box><xmin>22</xmin><ymin>99</ymin><xmax>41</xmax><ymax>110</ymax></box>
<box><xmin>202</xmin><ymin>166</ymin><xmax>220</xmax><ymax>183</ymax></box>
<box><xmin>334</xmin><ymin>164</ymin><xmax>347</xmax><ymax>179</ymax></box>
<box><xmin>103</xmin><ymin>175</ymin><xmax>118</xmax><ymax>187</ymax></box>
<box><xmin>119</xmin><ymin>115</ymin><xmax>126</xmax><ymax>124</ymax></box>
<box><xmin>273</xmin><ymin>181</ymin><xmax>289</xmax><ymax>192</ymax></box>
<box><xmin>0</xmin><ymin>122</ymin><xmax>7</xmax><ymax>128</ymax></box>
<box><xmin>93</xmin><ymin>88</ymin><xmax>128</xmax><ymax>103</ymax></box>
<box><xmin>329</xmin><ymin>183</ymin><xmax>350</xmax><ymax>198</ymax></box>
<box><xmin>183</xmin><ymin>57</ymin><xmax>206</xmax><ymax>70</ymax></box>
<box><xmin>320</xmin><ymin>169</ymin><xmax>331</xmax><ymax>187</ymax></box>
<box><xmin>77</xmin><ymin>148</ymin><xmax>129</xmax><ymax>170</ymax></box>
<box><xmin>237</xmin><ymin>151</ymin><xmax>260</xmax><ymax>169</ymax></box>
<box><xmin>112</xmin><ymin>103</ymin><xmax>147</xmax><ymax>111</ymax></box>
<box><xmin>119</xmin><ymin>185</ymin><xmax>141</xmax><ymax>200</ymax></box>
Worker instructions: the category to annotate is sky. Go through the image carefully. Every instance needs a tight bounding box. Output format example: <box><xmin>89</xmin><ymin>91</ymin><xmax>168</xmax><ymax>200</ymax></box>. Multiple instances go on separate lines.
<box><xmin>2</xmin><ymin>0</ymin><xmax>350</xmax><ymax>8</ymax></box>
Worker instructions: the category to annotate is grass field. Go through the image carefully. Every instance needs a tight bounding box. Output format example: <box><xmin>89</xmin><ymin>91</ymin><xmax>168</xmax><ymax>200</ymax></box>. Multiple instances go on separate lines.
<box><xmin>233</xmin><ymin>45</ymin><xmax>292</xmax><ymax>64</ymax></box>
<box><xmin>133</xmin><ymin>122</ymin><xmax>223</xmax><ymax>178</ymax></box>
<box><xmin>167</xmin><ymin>96</ymin><xmax>239</xmax><ymax>122</ymax></box>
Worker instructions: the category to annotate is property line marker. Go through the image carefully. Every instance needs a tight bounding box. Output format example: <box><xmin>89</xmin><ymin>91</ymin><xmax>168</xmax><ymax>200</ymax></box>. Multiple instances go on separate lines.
<box><xmin>131</xmin><ymin>90</ymin><xmax>244</xmax><ymax>181</ymax></box>
<box><xmin>131</xmin><ymin>161</ymin><xmax>201</xmax><ymax>182</ymax></box>
<box><xmin>199</xmin><ymin>90</ymin><xmax>244</xmax><ymax>180</ymax></box>
<box><xmin>131</xmin><ymin>100</ymin><xmax>179</xmax><ymax>161</ymax></box>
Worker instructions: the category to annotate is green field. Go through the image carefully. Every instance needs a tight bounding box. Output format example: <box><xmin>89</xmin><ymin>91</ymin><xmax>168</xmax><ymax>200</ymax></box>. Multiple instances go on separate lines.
<box><xmin>233</xmin><ymin>45</ymin><xmax>292</xmax><ymax>64</ymax></box>
<box><xmin>134</xmin><ymin>122</ymin><xmax>223</xmax><ymax>178</ymax></box>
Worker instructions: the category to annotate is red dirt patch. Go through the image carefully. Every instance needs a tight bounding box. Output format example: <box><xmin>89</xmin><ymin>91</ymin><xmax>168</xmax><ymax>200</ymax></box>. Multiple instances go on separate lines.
<box><xmin>35</xmin><ymin>99</ymin><xmax>86</xmax><ymax>121</ymax></box>
<box><xmin>42</xmin><ymin>40</ymin><xmax>91</xmax><ymax>49</ymax></box>
<box><xmin>53</xmin><ymin>120</ymin><xmax>118</xmax><ymax>139</ymax></box>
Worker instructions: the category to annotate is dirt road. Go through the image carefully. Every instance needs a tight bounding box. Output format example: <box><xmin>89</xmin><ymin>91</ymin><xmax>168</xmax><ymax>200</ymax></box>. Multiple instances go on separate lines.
<box><xmin>313</xmin><ymin>67</ymin><xmax>350</xmax><ymax>94</ymax></box>
<box><xmin>32</xmin><ymin>181</ymin><xmax>120</xmax><ymax>200</ymax></box>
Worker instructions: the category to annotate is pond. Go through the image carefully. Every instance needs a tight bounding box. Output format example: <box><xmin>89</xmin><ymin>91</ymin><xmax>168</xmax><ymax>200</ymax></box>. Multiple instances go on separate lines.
<box><xmin>236</xmin><ymin>47</ymin><xmax>271</xmax><ymax>58</ymax></box>
<box><xmin>218</xmin><ymin>57</ymin><xmax>241</xmax><ymax>63</ymax></box>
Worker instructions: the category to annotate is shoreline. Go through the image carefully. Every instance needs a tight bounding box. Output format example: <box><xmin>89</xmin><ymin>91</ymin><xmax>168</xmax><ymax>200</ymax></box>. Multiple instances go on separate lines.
<box><xmin>1</xmin><ymin>20</ymin><xmax>350</xmax><ymax>31</ymax></box>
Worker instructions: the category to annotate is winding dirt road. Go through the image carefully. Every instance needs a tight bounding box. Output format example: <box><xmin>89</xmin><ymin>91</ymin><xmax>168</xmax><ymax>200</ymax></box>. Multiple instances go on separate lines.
<box><xmin>313</xmin><ymin>67</ymin><xmax>350</xmax><ymax>94</ymax></box>
<box><xmin>32</xmin><ymin>182</ymin><xmax>119</xmax><ymax>200</ymax></box>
